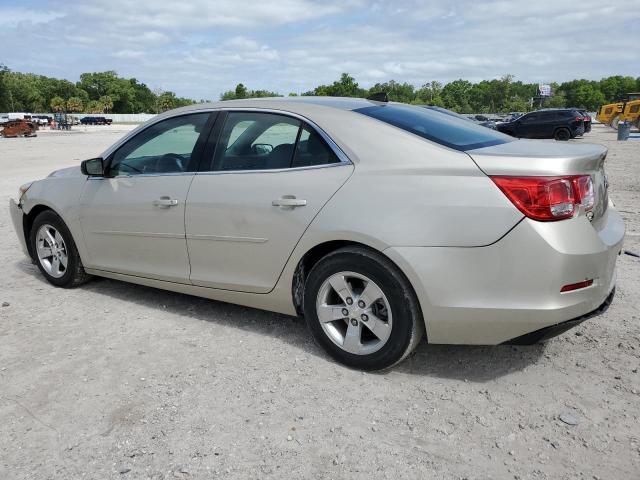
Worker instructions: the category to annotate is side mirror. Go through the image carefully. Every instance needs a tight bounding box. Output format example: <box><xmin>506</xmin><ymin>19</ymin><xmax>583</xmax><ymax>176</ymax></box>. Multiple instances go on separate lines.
<box><xmin>81</xmin><ymin>157</ymin><xmax>104</xmax><ymax>176</ymax></box>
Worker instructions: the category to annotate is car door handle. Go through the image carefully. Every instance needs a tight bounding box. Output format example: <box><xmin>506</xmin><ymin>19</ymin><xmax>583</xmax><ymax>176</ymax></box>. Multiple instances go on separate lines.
<box><xmin>153</xmin><ymin>197</ymin><xmax>179</xmax><ymax>207</ymax></box>
<box><xmin>272</xmin><ymin>196</ymin><xmax>307</xmax><ymax>208</ymax></box>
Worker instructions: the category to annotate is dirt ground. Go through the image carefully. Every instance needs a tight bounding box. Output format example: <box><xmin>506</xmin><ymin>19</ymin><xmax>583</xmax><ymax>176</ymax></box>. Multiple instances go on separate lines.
<box><xmin>1</xmin><ymin>123</ymin><xmax>638</xmax><ymax>480</ymax></box>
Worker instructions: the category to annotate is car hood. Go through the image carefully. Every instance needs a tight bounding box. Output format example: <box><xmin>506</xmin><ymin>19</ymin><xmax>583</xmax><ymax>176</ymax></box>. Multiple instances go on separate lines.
<box><xmin>47</xmin><ymin>166</ymin><xmax>83</xmax><ymax>178</ymax></box>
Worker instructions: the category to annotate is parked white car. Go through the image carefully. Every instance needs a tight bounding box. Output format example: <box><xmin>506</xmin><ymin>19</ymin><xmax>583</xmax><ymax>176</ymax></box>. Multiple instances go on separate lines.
<box><xmin>9</xmin><ymin>97</ymin><xmax>624</xmax><ymax>369</ymax></box>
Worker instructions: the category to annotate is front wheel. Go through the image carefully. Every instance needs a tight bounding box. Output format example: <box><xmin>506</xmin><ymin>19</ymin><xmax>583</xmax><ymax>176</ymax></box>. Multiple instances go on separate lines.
<box><xmin>303</xmin><ymin>247</ymin><xmax>424</xmax><ymax>370</ymax></box>
<box><xmin>30</xmin><ymin>210</ymin><xmax>91</xmax><ymax>288</ymax></box>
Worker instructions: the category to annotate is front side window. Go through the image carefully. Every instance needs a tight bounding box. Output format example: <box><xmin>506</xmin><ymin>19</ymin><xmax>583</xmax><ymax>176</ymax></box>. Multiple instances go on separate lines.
<box><xmin>109</xmin><ymin>113</ymin><xmax>209</xmax><ymax>176</ymax></box>
<box><xmin>211</xmin><ymin>112</ymin><xmax>341</xmax><ymax>171</ymax></box>
<box><xmin>355</xmin><ymin>104</ymin><xmax>513</xmax><ymax>151</ymax></box>
<box><xmin>519</xmin><ymin>113</ymin><xmax>539</xmax><ymax>124</ymax></box>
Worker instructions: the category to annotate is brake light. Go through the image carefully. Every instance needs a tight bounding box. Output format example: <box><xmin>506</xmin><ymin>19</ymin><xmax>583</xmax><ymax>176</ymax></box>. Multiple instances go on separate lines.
<box><xmin>491</xmin><ymin>175</ymin><xmax>594</xmax><ymax>221</ymax></box>
<box><xmin>575</xmin><ymin>116</ymin><xmax>583</xmax><ymax>122</ymax></box>
<box><xmin>572</xmin><ymin>175</ymin><xmax>595</xmax><ymax>210</ymax></box>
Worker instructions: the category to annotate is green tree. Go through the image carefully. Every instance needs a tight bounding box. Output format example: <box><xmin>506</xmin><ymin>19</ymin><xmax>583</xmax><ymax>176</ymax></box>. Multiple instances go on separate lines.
<box><xmin>599</xmin><ymin>75</ymin><xmax>637</xmax><ymax>102</ymax></box>
<box><xmin>220</xmin><ymin>84</ymin><xmax>280</xmax><ymax>100</ymax></box>
<box><xmin>557</xmin><ymin>79</ymin><xmax>605</xmax><ymax>110</ymax></box>
<box><xmin>50</xmin><ymin>96</ymin><xmax>65</xmax><ymax>112</ymax></box>
<box><xmin>439</xmin><ymin>79</ymin><xmax>472</xmax><ymax>112</ymax></box>
<box><xmin>304</xmin><ymin>73</ymin><xmax>365</xmax><ymax>97</ymax></box>
<box><xmin>235</xmin><ymin>83</ymin><xmax>247</xmax><ymax>99</ymax></box>
<box><xmin>99</xmin><ymin>95</ymin><xmax>113</xmax><ymax>113</ymax></box>
<box><xmin>370</xmin><ymin>80</ymin><xmax>416</xmax><ymax>103</ymax></box>
<box><xmin>415</xmin><ymin>81</ymin><xmax>444</xmax><ymax>106</ymax></box>
<box><xmin>157</xmin><ymin>91</ymin><xmax>176</xmax><ymax>112</ymax></box>
<box><xmin>66</xmin><ymin>96</ymin><xmax>83</xmax><ymax>113</ymax></box>
<box><xmin>85</xmin><ymin>100</ymin><xmax>103</xmax><ymax>113</ymax></box>
<box><xmin>544</xmin><ymin>92</ymin><xmax>567</xmax><ymax>108</ymax></box>
<box><xmin>0</xmin><ymin>64</ymin><xmax>10</xmax><ymax>111</ymax></box>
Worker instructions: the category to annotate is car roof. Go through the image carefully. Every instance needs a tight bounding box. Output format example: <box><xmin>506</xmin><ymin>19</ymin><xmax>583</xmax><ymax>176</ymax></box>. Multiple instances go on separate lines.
<box><xmin>166</xmin><ymin>96</ymin><xmax>387</xmax><ymax>117</ymax></box>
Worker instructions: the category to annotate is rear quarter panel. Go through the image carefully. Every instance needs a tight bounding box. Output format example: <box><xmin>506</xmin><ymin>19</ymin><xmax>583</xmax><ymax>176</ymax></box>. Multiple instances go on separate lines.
<box><xmin>296</xmin><ymin>116</ymin><xmax>523</xmax><ymax>249</ymax></box>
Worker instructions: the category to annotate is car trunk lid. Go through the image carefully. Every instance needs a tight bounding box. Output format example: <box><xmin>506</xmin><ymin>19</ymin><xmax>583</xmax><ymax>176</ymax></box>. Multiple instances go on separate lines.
<box><xmin>467</xmin><ymin>139</ymin><xmax>609</xmax><ymax>222</ymax></box>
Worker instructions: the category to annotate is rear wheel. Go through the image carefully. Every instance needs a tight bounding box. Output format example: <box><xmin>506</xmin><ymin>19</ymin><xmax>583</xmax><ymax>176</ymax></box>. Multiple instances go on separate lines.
<box><xmin>30</xmin><ymin>210</ymin><xmax>91</xmax><ymax>288</ymax></box>
<box><xmin>303</xmin><ymin>247</ymin><xmax>424</xmax><ymax>370</ymax></box>
<box><xmin>554</xmin><ymin>128</ymin><xmax>570</xmax><ymax>141</ymax></box>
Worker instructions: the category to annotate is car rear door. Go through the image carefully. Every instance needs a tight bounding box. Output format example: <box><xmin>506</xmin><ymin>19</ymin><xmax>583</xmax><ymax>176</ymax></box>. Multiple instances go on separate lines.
<box><xmin>185</xmin><ymin>110</ymin><xmax>353</xmax><ymax>293</ymax></box>
<box><xmin>79</xmin><ymin>112</ymin><xmax>215</xmax><ymax>283</ymax></box>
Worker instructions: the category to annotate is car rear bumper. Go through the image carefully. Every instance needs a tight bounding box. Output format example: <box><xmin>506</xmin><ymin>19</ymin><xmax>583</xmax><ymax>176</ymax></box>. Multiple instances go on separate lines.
<box><xmin>9</xmin><ymin>198</ymin><xmax>29</xmax><ymax>257</ymax></box>
<box><xmin>503</xmin><ymin>287</ymin><xmax>615</xmax><ymax>344</ymax></box>
<box><xmin>384</xmin><ymin>203</ymin><xmax>624</xmax><ymax>344</ymax></box>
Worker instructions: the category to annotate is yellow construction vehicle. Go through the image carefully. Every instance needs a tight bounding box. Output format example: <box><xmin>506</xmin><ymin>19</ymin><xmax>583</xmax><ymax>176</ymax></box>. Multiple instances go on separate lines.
<box><xmin>597</xmin><ymin>92</ymin><xmax>640</xmax><ymax>129</ymax></box>
<box><xmin>617</xmin><ymin>99</ymin><xmax>640</xmax><ymax>129</ymax></box>
<box><xmin>596</xmin><ymin>102</ymin><xmax>624</xmax><ymax>125</ymax></box>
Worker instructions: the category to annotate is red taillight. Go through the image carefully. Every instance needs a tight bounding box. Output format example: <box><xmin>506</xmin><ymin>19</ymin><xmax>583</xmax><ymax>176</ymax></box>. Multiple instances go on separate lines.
<box><xmin>491</xmin><ymin>175</ymin><xmax>594</xmax><ymax>221</ymax></box>
<box><xmin>561</xmin><ymin>279</ymin><xmax>593</xmax><ymax>292</ymax></box>
<box><xmin>575</xmin><ymin>116</ymin><xmax>583</xmax><ymax>122</ymax></box>
<box><xmin>572</xmin><ymin>175</ymin><xmax>595</xmax><ymax>211</ymax></box>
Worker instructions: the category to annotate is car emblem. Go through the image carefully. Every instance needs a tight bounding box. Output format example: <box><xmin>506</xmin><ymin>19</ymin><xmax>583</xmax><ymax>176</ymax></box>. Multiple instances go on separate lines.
<box><xmin>586</xmin><ymin>211</ymin><xmax>594</xmax><ymax>221</ymax></box>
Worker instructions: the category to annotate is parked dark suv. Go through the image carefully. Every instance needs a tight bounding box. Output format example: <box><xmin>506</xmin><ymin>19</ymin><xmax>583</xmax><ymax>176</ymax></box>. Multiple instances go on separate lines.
<box><xmin>496</xmin><ymin>109</ymin><xmax>584</xmax><ymax>141</ymax></box>
<box><xmin>80</xmin><ymin>116</ymin><xmax>113</xmax><ymax>125</ymax></box>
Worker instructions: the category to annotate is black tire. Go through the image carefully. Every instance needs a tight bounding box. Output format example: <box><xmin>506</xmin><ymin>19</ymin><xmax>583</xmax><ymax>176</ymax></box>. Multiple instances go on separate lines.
<box><xmin>29</xmin><ymin>210</ymin><xmax>91</xmax><ymax>288</ymax></box>
<box><xmin>303</xmin><ymin>246</ymin><xmax>424</xmax><ymax>370</ymax></box>
<box><xmin>554</xmin><ymin>128</ymin><xmax>570</xmax><ymax>141</ymax></box>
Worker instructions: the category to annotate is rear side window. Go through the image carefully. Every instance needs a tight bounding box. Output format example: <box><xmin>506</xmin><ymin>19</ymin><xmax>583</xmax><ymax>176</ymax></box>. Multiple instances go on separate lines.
<box><xmin>214</xmin><ymin>112</ymin><xmax>300</xmax><ymax>171</ymax></box>
<box><xmin>354</xmin><ymin>104</ymin><xmax>513</xmax><ymax>151</ymax></box>
<box><xmin>210</xmin><ymin>112</ymin><xmax>342</xmax><ymax>171</ymax></box>
<box><xmin>630</xmin><ymin>104</ymin><xmax>640</xmax><ymax>113</ymax></box>
<box><xmin>292</xmin><ymin>125</ymin><xmax>339</xmax><ymax>168</ymax></box>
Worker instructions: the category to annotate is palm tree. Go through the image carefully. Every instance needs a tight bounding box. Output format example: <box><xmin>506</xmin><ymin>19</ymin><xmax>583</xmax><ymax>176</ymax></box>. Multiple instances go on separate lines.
<box><xmin>86</xmin><ymin>100</ymin><xmax>102</xmax><ymax>113</ymax></box>
<box><xmin>66</xmin><ymin>97</ymin><xmax>83</xmax><ymax>113</ymax></box>
<box><xmin>99</xmin><ymin>95</ymin><xmax>113</xmax><ymax>113</ymax></box>
<box><xmin>50</xmin><ymin>96</ymin><xmax>65</xmax><ymax>113</ymax></box>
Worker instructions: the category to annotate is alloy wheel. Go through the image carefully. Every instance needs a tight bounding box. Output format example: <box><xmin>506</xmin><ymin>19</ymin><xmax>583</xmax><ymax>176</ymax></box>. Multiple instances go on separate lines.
<box><xmin>35</xmin><ymin>224</ymin><xmax>68</xmax><ymax>279</ymax></box>
<box><xmin>315</xmin><ymin>271</ymin><xmax>392</xmax><ymax>355</ymax></box>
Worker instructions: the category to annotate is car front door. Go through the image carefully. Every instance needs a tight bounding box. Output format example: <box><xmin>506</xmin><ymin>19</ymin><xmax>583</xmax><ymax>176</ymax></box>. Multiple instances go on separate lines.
<box><xmin>79</xmin><ymin>112</ymin><xmax>213</xmax><ymax>283</ymax></box>
<box><xmin>185</xmin><ymin>111</ymin><xmax>354</xmax><ymax>293</ymax></box>
<box><xmin>515</xmin><ymin>113</ymin><xmax>539</xmax><ymax>138</ymax></box>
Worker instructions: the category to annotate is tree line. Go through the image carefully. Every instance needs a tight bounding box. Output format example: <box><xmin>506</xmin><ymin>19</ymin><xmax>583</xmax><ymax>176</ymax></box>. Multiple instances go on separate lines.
<box><xmin>225</xmin><ymin>73</ymin><xmax>640</xmax><ymax>113</ymax></box>
<box><xmin>1</xmin><ymin>64</ymin><xmax>638</xmax><ymax>115</ymax></box>
<box><xmin>0</xmin><ymin>66</ymin><xmax>196</xmax><ymax>114</ymax></box>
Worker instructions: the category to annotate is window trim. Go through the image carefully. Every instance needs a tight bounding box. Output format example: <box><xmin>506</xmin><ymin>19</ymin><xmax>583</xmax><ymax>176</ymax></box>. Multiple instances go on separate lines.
<box><xmin>197</xmin><ymin>108</ymin><xmax>352</xmax><ymax>175</ymax></box>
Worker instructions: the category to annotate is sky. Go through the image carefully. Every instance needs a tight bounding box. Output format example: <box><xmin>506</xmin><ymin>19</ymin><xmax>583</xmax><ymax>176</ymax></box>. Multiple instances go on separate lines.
<box><xmin>1</xmin><ymin>0</ymin><xmax>639</xmax><ymax>100</ymax></box>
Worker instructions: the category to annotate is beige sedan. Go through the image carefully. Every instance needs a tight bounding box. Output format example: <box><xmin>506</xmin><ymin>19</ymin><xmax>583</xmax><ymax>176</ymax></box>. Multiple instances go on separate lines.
<box><xmin>9</xmin><ymin>97</ymin><xmax>624</xmax><ymax>369</ymax></box>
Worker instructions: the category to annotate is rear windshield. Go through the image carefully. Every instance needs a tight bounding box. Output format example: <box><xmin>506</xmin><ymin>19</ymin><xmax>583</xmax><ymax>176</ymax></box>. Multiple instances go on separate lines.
<box><xmin>354</xmin><ymin>104</ymin><xmax>513</xmax><ymax>151</ymax></box>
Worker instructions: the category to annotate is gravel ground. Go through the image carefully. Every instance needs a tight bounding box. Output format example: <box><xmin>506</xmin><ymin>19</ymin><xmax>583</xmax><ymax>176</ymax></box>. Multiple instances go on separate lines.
<box><xmin>1</xmin><ymin>123</ymin><xmax>639</xmax><ymax>480</ymax></box>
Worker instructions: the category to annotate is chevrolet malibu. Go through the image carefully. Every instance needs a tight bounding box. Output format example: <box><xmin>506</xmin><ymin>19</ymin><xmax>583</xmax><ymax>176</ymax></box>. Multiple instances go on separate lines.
<box><xmin>9</xmin><ymin>97</ymin><xmax>624</xmax><ymax>370</ymax></box>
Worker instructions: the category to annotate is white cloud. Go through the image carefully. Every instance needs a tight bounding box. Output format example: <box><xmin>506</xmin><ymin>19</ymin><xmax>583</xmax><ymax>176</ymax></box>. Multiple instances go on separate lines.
<box><xmin>0</xmin><ymin>7</ymin><xmax>62</xmax><ymax>26</ymax></box>
<box><xmin>0</xmin><ymin>0</ymin><xmax>638</xmax><ymax>100</ymax></box>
